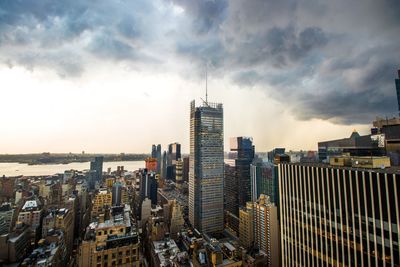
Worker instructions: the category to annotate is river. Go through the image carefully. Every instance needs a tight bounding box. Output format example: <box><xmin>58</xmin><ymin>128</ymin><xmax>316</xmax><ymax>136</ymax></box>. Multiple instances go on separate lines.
<box><xmin>0</xmin><ymin>161</ymin><xmax>144</xmax><ymax>177</ymax></box>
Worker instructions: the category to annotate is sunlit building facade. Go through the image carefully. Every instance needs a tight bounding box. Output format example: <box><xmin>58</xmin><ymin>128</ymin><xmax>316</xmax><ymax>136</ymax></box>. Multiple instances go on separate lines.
<box><xmin>279</xmin><ymin>162</ymin><xmax>400</xmax><ymax>266</ymax></box>
<box><xmin>189</xmin><ymin>100</ymin><xmax>224</xmax><ymax>233</ymax></box>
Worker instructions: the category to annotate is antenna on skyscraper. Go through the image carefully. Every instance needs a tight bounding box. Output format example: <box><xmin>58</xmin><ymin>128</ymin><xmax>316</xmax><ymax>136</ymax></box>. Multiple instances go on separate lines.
<box><xmin>201</xmin><ymin>63</ymin><xmax>210</xmax><ymax>107</ymax></box>
<box><xmin>206</xmin><ymin>64</ymin><xmax>208</xmax><ymax>104</ymax></box>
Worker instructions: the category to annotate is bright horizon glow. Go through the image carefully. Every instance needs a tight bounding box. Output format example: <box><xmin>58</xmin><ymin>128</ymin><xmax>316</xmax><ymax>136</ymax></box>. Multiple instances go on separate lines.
<box><xmin>0</xmin><ymin>0</ymin><xmax>397</xmax><ymax>154</ymax></box>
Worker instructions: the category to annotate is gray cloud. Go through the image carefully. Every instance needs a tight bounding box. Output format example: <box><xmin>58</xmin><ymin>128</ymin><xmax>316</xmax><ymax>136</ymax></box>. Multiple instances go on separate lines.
<box><xmin>0</xmin><ymin>0</ymin><xmax>156</xmax><ymax>76</ymax></box>
<box><xmin>172</xmin><ymin>0</ymin><xmax>400</xmax><ymax>124</ymax></box>
<box><xmin>0</xmin><ymin>0</ymin><xmax>399</xmax><ymax>124</ymax></box>
<box><xmin>166</xmin><ymin>0</ymin><xmax>228</xmax><ymax>34</ymax></box>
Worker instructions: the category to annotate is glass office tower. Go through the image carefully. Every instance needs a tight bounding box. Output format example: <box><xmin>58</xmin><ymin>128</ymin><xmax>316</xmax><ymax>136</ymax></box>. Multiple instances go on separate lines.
<box><xmin>189</xmin><ymin>100</ymin><xmax>224</xmax><ymax>233</ymax></box>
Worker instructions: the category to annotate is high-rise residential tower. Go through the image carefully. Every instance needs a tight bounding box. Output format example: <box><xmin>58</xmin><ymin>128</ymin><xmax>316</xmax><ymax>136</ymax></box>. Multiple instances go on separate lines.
<box><xmin>189</xmin><ymin>100</ymin><xmax>224</xmax><ymax>233</ymax></box>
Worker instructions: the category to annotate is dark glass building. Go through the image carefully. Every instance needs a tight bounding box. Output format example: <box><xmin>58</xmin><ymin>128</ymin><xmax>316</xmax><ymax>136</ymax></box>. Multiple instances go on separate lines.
<box><xmin>90</xmin><ymin>156</ymin><xmax>103</xmax><ymax>185</ymax></box>
<box><xmin>139</xmin><ymin>169</ymin><xmax>157</xmax><ymax>205</ymax></box>
<box><xmin>318</xmin><ymin>131</ymin><xmax>385</xmax><ymax>161</ymax></box>
<box><xmin>151</xmin><ymin>144</ymin><xmax>162</xmax><ymax>174</ymax></box>
<box><xmin>250</xmin><ymin>159</ymin><xmax>274</xmax><ymax>202</ymax></box>
<box><xmin>167</xmin><ymin>143</ymin><xmax>181</xmax><ymax>165</ymax></box>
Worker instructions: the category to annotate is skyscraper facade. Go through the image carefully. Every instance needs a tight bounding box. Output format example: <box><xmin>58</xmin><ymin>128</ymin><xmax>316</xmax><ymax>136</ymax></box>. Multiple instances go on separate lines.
<box><xmin>112</xmin><ymin>182</ymin><xmax>123</xmax><ymax>206</ymax></box>
<box><xmin>189</xmin><ymin>100</ymin><xmax>224</xmax><ymax>233</ymax></box>
<box><xmin>90</xmin><ymin>156</ymin><xmax>103</xmax><ymax>184</ymax></box>
<box><xmin>253</xmin><ymin>195</ymin><xmax>279</xmax><ymax>267</ymax></box>
<box><xmin>167</xmin><ymin>142</ymin><xmax>181</xmax><ymax>165</ymax></box>
<box><xmin>250</xmin><ymin>160</ymin><xmax>274</xmax><ymax>202</ymax></box>
<box><xmin>230</xmin><ymin>137</ymin><xmax>255</xmax><ymax>208</ymax></box>
<box><xmin>279</xmin><ymin>161</ymin><xmax>400</xmax><ymax>266</ymax></box>
<box><xmin>151</xmin><ymin>144</ymin><xmax>162</xmax><ymax>174</ymax></box>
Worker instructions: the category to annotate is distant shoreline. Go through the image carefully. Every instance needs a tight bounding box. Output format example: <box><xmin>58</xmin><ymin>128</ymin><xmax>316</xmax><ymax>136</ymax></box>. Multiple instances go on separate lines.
<box><xmin>0</xmin><ymin>153</ymin><xmax>149</xmax><ymax>166</ymax></box>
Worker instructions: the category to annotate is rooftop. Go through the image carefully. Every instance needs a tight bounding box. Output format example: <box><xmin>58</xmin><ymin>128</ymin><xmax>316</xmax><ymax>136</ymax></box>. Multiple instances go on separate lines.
<box><xmin>22</xmin><ymin>200</ymin><xmax>40</xmax><ymax>211</ymax></box>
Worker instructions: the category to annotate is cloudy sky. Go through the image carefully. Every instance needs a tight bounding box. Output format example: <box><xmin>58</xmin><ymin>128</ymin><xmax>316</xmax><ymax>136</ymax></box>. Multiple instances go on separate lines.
<box><xmin>0</xmin><ymin>0</ymin><xmax>399</xmax><ymax>154</ymax></box>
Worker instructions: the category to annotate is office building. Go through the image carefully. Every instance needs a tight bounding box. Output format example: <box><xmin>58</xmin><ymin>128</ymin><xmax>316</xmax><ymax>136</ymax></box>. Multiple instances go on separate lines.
<box><xmin>112</xmin><ymin>182</ymin><xmax>123</xmax><ymax>206</ymax></box>
<box><xmin>267</xmin><ymin>148</ymin><xmax>286</xmax><ymax>162</ymax></box>
<box><xmin>17</xmin><ymin>200</ymin><xmax>43</xmax><ymax>243</ymax></box>
<box><xmin>42</xmin><ymin>208</ymin><xmax>74</xmax><ymax>260</ymax></box>
<box><xmin>224</xmin><ymin>160</ymin><xmax>239</xmax><ymax>233</ymax></box>
<box><xmin>91</xmin><ymin>189</ymin><xmax>112</xmax><ymax>219</ymax></box>
<box><xmin>0</xmin><ymin>203</ymin><xmax>16</xmax><ymax>235</ymax></box>
<box><xmin>318</xmin><ymin>130</ymin><xmax>385</xmax><ymax>161</ymax></box>
<box><xmin>90</xmin><ymin>156</ymin><xmax>104</xmax><ymax>184</ymax></box>
<box><xmin>168</xmin><ymin>142</ymin><xmax>181</xmax><ymax>165</ymax></box>
<box><xmin>189</xmin><ymin>100</ymin><xmax>224</xmax><ymax>233</ymax></box>
<box><xmin>0</xmin><ymin>222</ymin><xmax>31</xmax><ymax>263</ymax></box>
<box><xmin>224</xmin><ymin>137</ymin><xmax>254</xmax><ymax>234</ymax></box>
<box><xmin>0</xmin><ymin>176</ymin><xmax>16</xmax><ymax>201</ymax></box>
<box><xmin>139</xmin><ymin>170</ymin><xmax>157</xmax><ymax>205</ymax></box>
<box><xmin>253</xmin><ymin>194</ymin><xmax>279</xmax><ymax>267</ymax></box>
<box><xmin>151</xmin><ymin>144</ymin><xmax>162</xmax><ymax>174</ymax></box>
<box><xmin>175</xmin><ymin>159</ymin><xmax>183</xmax><ymax>190</ymax></box>
<box><xmin>231</xmin><ymin>137</ymin><xmax>255</xmax><ymax>208</ymax></box>
<box><xmin>182</xmin><ymin>157</ymin><xmax>189</xmax><ymax>182</ymax></box>
<box><xmin>278</xmin><ymin>159</ymin><xmax>400</xmax><ymax>266</ymax></box>
<box><xmin>151</xmin><ymin>145</ymin><xmax>157</xmax><ymax>158</ymax></box>
<box><xmin>372</xmin><ymin>117</ymin><xmax>400</xmax><ymax>166</ymax></box>
<box><xmin>169</xmin><ymin>200</ymin><xmax>185</xmax><ymax>238</ymax></box>
<box><xmin>239</xmin><ymin>202</ymin><xmax>254</xmax><ymax>249</ymax></box>
<box><xmin>78</xmin><ymin>205</ymin><xmax>140</xmax><ymax>267</ymax></box>
<box><xmin>250</xmin><ymin>160</ymin><xmax>274</xmax><ymax>203</ymax></box>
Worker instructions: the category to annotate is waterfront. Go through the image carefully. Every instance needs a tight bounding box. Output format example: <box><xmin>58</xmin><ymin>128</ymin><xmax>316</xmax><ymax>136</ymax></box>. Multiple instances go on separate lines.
<box><xmin>0</xmin><ymin>160</ymin><xmax>144</xmax><ymax>176</ymax></box>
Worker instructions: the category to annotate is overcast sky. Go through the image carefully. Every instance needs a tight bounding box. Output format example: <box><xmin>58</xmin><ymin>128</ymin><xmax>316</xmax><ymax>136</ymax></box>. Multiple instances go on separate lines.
<box><xmin>0</xmin><ymin>0</ymin><xmax>399</xmax><ymax>154</ymax></box>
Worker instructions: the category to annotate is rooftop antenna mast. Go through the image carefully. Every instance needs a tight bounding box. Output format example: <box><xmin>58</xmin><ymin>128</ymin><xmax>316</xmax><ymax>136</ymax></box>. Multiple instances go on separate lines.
<box><xmin>206</xmin><ymin>64</ymin><xmax>208</xmax><ymax>104</ymax></box>
<box><xmin>201</xmin><ymin>63</ymin><xmax>210</xmax><ymax>106</ymax></box>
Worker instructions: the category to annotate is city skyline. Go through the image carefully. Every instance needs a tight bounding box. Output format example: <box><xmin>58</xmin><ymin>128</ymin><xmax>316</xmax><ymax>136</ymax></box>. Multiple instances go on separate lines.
<box><xmin>1</xmin><ymin>0</ymin><xmax>399</xmax><ymax>154</ymax></box>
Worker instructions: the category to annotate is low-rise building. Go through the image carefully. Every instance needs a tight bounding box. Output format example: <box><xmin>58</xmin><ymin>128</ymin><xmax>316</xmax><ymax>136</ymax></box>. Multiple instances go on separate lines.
<box><xmin>0</xmin><ymin>222</ymin><xmax>31</xmax><ymax>264</ymax></box>
<box><xmin>78</xmin><ymin>205</ymin><xmax>141</xmax><ymax>267</ymax></box>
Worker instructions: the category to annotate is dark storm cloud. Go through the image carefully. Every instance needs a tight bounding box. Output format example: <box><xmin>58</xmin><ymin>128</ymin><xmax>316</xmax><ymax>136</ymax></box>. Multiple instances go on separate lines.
<box><xmin>0</xmin><ymin>0</ymin><xmax>399</xmax><ymax>124</ymax></box>
<box><xmin>0</xmin><ymin>0</ymin><xmax>151</xmax><ymax>76</ymax></box>
<box><xmin>171</xmin><ymin>0</ymin><xmax>400</xmax><ymax>124</ymax></box>
<box><xmin>166</xmin><ymin>0</ymin><xmax>228</xmax><ymax>34</ymax></box>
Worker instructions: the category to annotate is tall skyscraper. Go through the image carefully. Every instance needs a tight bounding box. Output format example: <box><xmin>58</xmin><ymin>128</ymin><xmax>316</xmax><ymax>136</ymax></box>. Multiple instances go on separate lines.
<box><xmin>250</xmin><ymin>159</ymin><xmax>274</xmax><ymax>202</ymax></box>
<box><xmin>189</xmin><ymin>100</ymin><xmax>224</xmax><ymax>233</ymax></box>
<box><xmin>395</xmin><ymin>69</ymin><xmax>400</xmax><ymax>116</ymax></box>
<box><xmin>151</xmin><ymin>145</ymin><xmax>157</xmax><ymax>158</ymax></box>
<box><xmin>279</xmin><ymin>158</ymin><xmax>400</xmax><ymax>266</ymax></box>
<box><xmin>161</xmin><ymin>150</ymin><xmax>167</xmax><ymax>179</ymax></box>
<box><xmin>90</xmin><ymin>156</ymin><xmax>103</xmax><ymax>183</ymax></box>
<box><xmin>167</xmin><ymin>142</ymin><xmax>181</xmax><ymax>165</ymax></box>
<box><xmin>224</xmin><ymin>137</ymin><xmax>254</xmax><ymax>233</ymax></box>
<box><xmin>151</xmin><ymin>144</ymin><xmax>162</xmax><ymax>174</ymax></box>
<box><xmin>230</xmin><ymin>137</ymin><xmax>255</xmax><ymax>208</ymax></box>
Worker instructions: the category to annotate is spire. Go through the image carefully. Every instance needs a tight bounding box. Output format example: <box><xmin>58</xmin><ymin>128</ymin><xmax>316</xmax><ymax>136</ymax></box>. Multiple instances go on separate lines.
<box><xmin>205</xmin><ymin>64</ymin><xmax>208</xmax><ymax>104</ymax></box>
